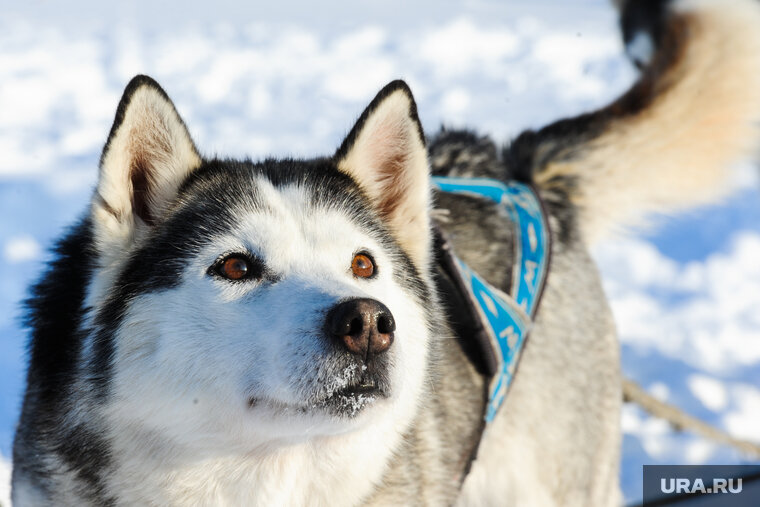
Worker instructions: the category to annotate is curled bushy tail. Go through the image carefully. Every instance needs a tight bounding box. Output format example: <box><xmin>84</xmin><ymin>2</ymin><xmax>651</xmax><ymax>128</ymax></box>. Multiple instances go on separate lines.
<box><xmin>516</xmin><ymin>0</ymin><xmax>760</xmax><ymax>244</ymax></box>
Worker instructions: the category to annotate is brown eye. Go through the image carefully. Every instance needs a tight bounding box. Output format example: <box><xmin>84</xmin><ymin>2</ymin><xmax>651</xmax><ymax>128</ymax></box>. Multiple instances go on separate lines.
<box><xmin>351</xmin><ymin>253</ymin><xmax>375</xmax><ymax>278</ymax></box>
<box><xmin>218</xmin><ymin>256</ymin><xmax>250</xmax><ymax>280</ymax></box>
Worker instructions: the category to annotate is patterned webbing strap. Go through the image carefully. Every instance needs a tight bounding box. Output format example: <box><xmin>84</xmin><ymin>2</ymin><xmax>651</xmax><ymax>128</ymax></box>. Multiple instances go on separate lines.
<box><xmin>432</xmin><ymin>176</ymin><xmax>551</xmax><ymax>423</ymax></box>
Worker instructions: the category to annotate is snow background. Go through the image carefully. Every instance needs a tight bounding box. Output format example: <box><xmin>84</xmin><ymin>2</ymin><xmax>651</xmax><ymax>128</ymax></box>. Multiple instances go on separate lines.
<box><xmin>1</xmin><ymin>0</ymin><xmax>759</xmax><ymax>504</ymax></box>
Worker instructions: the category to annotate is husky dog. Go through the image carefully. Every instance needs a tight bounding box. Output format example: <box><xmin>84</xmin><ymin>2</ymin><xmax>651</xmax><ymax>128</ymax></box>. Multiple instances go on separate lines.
<box><xmin>12</xmin><ymin>0</ymin><xmax>760</xmax><ymax>505</ymax></box>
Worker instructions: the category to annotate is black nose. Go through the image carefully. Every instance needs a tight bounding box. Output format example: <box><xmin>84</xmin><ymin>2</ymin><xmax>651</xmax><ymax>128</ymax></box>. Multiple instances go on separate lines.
<box><xmin>327</xmin><ymin>298</ymin><xmax>395</xmax><ymax>359</ymax></box>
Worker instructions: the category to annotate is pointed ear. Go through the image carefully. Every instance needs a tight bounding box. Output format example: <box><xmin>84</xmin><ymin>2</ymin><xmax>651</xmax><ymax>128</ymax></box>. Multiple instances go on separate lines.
<box><xmin>92</xmin><ymin>75</ymin><xmax>201</xmax><ymax>255</ymax></box>
<box><xmin>335</xmin><ymin>80</ymin><xmax>431</xmax><ymax>267</ymax></box>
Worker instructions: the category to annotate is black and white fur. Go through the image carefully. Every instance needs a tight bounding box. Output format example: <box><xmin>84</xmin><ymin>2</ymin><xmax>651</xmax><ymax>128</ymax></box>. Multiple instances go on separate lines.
<box><xmin>12</xmin><ymin>0</ymin><xmax>760</xmax><ymax>504</ymax></box>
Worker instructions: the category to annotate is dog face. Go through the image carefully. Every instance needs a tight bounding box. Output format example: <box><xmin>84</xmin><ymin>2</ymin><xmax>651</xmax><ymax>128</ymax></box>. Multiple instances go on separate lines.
<box><xmin>88</xmin><ymin>77</ymin><xmax>434</xmax><ymax>451</ymax></box>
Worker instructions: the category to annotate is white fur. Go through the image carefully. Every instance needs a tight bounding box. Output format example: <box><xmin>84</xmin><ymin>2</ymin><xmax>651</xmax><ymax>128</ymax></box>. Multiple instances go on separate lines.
<box><xmin>103</xmin><ymin>180</ymin><xmax>431</xmax><ymax>504</ymax></box>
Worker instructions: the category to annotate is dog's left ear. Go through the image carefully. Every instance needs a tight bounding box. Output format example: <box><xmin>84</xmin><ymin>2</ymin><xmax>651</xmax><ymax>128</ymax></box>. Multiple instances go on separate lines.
<box><xmin>335</xmin><ymin>80</ymin><xmax>431</xmax><ymax>267</ymax></box>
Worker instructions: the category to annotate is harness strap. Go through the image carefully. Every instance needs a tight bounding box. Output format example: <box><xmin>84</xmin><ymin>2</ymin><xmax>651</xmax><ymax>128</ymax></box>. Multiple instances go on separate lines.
<box><xmin>432</xmin><ymin>176</ymin><xmax>552</xmax><ymax>423</ymax></box>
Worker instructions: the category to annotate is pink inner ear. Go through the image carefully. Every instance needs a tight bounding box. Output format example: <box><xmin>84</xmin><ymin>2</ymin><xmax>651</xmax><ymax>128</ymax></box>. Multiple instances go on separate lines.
<box><xmin>335</xmin><ymin>86</ymin><xmax>431</xmax><ymax>267</ymax></box>
<box><xmin>366</xmin><ymin>116</ymin><xmax>415</xmax><ymax>218</ymax></box>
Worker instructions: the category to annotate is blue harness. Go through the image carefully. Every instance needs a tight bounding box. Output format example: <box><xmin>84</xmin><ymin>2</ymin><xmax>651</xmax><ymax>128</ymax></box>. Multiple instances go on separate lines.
<box><xmin>431</xmin><ymin>177</ymin><xmax>552</xmax><ymax>423</ymax></box>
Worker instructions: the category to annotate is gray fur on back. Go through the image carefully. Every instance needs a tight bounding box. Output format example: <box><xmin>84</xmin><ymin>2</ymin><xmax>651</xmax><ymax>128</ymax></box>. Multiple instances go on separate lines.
<box><xmin>363</xmin><ymin>130</ymin><xmax>621</xmax><ymax>505</ymax></box>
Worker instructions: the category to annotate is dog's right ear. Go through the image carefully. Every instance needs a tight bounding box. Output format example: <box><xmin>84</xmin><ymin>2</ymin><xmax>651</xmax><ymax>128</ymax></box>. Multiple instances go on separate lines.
<box><xmin>91</xmin><ymin>75</ymin><xmax>201</xmax><ymax>256</ymax></box>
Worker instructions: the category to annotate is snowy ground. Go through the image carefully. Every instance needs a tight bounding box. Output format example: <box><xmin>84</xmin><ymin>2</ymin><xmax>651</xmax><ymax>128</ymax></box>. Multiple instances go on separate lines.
<box><xmin>1</xmin><ymin>0</ymin><xmax>759</xmax><ymax>504</ymax></box>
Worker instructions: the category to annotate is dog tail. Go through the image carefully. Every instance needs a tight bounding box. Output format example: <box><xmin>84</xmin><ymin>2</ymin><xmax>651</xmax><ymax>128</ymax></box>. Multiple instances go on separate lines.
<box><xmin>510</xmin><ymin>0</ymin><xmax>760</xmax><ymax>245</ymax></box>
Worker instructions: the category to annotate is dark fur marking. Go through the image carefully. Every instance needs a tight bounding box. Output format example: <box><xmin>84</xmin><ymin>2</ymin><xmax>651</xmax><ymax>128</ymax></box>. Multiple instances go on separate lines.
<box><xmin>429</xmin><ymin>128</ymin><xmax>506</xmax><ymax>181</ymax></box>
<box><xmin>21</xmin><ymin>219</ymin><xmax>95</xmax><ymax>405</ymax></box>
<box><xmin>55</xmin><ymin>425</ymin><xmax>115</xmax><ymax>505</ymax></box>
<box><xmin>620</xmin><ymin>0</ymin><xmax>673</xmax><ymax>62</ymax></box>
<box><xmin>15</xmin><ymin>217</ymin><xmax>115</xmax><ymax>500</ymax></box>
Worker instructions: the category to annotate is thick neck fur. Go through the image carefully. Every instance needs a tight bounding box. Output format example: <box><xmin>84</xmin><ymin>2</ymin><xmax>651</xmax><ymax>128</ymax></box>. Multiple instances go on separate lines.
<box><xmin>104</xmin><ymin>415</ymin><xmax>406</xmax><ymax>505</ymax></box>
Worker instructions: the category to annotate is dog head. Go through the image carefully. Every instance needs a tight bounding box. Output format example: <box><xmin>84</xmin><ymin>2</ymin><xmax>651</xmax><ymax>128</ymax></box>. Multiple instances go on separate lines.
<box><xmin>89</xmin><ymin>76</ymin><xmax>434</xmax><ymax>450</ymax></box>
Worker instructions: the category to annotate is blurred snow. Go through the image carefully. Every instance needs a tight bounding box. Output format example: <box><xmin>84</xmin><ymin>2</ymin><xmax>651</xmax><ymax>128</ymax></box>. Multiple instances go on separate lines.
<box><xmin>0</xmin><ymin>0</ymin><xmax>758</xmax><ymax>504</ymax></box>
<box><xmin>0</xmin><ymin>10</ymin><xmax>633</xmax><ymax>176</ymax></box>
<box><xmin>689</xmin><ymin>375</ymin><xmax>729</xmax><ymax>412</ymax></box>
<box><xmin>595</xmin><ymin>232</ymin><xmax>760</xmax><ymax>374</ymax></box>
<box><xmin>0</xmin><ymin>454</ymin><xmax>9</xmax><ymax>506</ymax></box>
<box><xmin>724</xmin><ymin>384</ymin><xmax>760</xmax><ymax>442</ymax></box>
<box><xmin>3</xmin><ymin>237</ymin><xmax>42</xmax><ymax>265</ymax></box>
